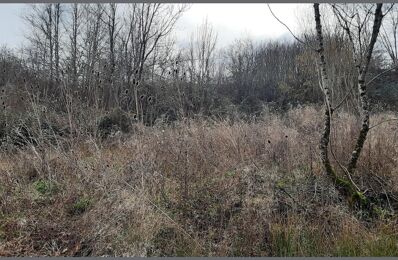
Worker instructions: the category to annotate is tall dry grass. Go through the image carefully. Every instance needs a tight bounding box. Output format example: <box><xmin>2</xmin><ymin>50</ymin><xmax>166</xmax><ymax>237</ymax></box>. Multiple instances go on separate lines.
<box><xmin>0</xmin><ymin>105</ymin><xmax>397</xmax><ymax>256</ymax></box>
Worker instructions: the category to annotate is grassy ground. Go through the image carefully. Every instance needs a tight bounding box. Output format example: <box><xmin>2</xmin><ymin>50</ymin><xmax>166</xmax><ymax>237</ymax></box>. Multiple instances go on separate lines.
<box><xmin>0</xmin><ymin>105</ymin><xmax>398</xmax><ymax>256</ymax></box>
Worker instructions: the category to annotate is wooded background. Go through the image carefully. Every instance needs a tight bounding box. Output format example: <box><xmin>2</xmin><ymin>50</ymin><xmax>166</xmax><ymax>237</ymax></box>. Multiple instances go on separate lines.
<box><xmin>0</xmin><ymin>4</ymin><xmax>397</xmax><ymax>130</ymax></box>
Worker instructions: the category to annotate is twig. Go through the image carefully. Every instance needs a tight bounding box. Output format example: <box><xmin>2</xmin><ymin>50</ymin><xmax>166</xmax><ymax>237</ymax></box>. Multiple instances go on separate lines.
<box><xmin>373</xmin><ymin>173</ymin><xmax>398</xmax><ymax>202</ymax></box>
<box><xmin>332</xmin><ymin>93</ymin><xmax>349</xmax><ymax>112</ymax></box>
<box><xmin>382</xmin><ymin>3</ymin><xmax>395</xmax><ymax>17</ymax></box>
<box><xmin>372</xmin><ymin>174</ymin><xmax>395</xmax><ymax>213</ymax></box>
<box><xmin>329</xmin><ymin>129</ymin><xmax>361</xmax><ymax>192</ymax></box>
<box><xmin>277</xmin><ymin>185</ymin><xmax>308</xmax><ymax>212</ymax></box>
<box><xmin>366</xmin><ymin>64</ymin><xmax>398</xmax><ymax>86</ymax></box>
<box><xmin>123</xmin><ymin>180</ymin><xmax>204</xmax><ymax>252</ymax></box>
<box><xmin>267</xmin><ymin>4</ymin><xmax>312</xmax><ymax>48</ymax></box>
<box><xmin>369</xmin><ymin>118</ymin><xmax>398</xmax><ymax>130</ymax></box>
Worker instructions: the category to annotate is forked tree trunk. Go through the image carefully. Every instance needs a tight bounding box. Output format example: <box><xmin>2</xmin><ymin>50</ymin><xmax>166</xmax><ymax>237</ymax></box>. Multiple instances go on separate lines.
<box><xmin>314</xmin><ymin>3</ymin><xmax>385</xmax><ymax>207</ymax></box>
<box><xmin>314</xmin><ymin>3</ymin><xmax>363</xmax><ymax>203</ymax></box>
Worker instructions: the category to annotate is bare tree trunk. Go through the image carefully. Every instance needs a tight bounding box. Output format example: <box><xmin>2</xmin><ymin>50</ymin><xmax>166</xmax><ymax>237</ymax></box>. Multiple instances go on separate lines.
<box><xmin>314</xmin><ymin>3</ymin><xmax>335</xmax><ymax>179</ymax></box>
<box><xmin>105</xmin><ymin>3</ymin><xmax>117</xmax><ymax>110</ymax></box>
<box><xmin>313</xmin><ymin>3</ymin><xmax>387</xmax><ymax>208</ymax></box>
<box><xmin>71</xmin><ymin>3</ymin><xmax>79</xmax><ymax>89</ymax></box>
<box><xmin>54</xmin><ymin>4</ymin><xmax>61</xmax><ymax>83</ymax></box>
<box><xmin>47</xmin><ymin>4</ymin><xmax>54</xmax><ymax>84</ymax></box>
<box><xmin>313</xmin><ymin>4</ymin><xmax>366</xmax><ymax>206</ymax></box>
<box><xmin>347</xmin><ymin>4</ymin><xmax>384</xmax><ymax>174</ymax></box>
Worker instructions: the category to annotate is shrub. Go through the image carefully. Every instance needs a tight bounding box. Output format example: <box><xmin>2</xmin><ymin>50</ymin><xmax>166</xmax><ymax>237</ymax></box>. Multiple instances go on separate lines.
<box><xmin>97</xmin><ymin>109</ymin><xmax>132</xmax><ymax>138</ymax></box>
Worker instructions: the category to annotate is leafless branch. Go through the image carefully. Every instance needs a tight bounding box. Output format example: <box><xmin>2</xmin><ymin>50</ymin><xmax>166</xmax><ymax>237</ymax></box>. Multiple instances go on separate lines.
<box><xmin>366</xmin><ymin>63</ymin><xmax>398</xmax><ymax>86</ymax></box>
<box><xmin>369</xmin><ymin>118</ymin><xmax>398</xmax><ymax>130</ymax></box>
<box><xmin>267</xmin><ymin>4</ymin><xmax>312</xmax><ymax>49</ymax></box>
<box><xmin>332</xmin><ymin>93</ymin><xmax>349</xmax><ymax>112</ymax></box>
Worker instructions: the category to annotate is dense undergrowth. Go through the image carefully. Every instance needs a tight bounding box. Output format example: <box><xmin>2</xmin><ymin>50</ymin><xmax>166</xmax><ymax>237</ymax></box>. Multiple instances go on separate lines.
<box><xmin>0</xmin><ymin>105</ymin><xmax>398</xmax><ymax>256</ymax></box>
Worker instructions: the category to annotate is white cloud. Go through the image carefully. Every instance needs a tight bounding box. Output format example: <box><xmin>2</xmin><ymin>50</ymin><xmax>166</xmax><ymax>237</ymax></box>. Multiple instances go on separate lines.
<box><xmin>175</xmin><ymin>4</ymin><xmax>310</xmax><ymax>48</ymax></box>
<box><xmin>0</xmin><ymin>3</ymin><xmax>311</xmax><ymax>49</ymax></box>
<box><xmin>0</xmin><ymin>4</ymin><xmax>26</xmax><ymax>49</ymax></box>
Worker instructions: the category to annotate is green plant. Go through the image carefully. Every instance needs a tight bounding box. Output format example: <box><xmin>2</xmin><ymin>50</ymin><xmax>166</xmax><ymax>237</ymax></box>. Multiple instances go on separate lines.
<box><xmin>70</xmin><ymin>197</ymin><xmax>91</xmax><ymax>215</ymax></box>
<box><xmin>224</xmin><ymin>171</ymin><xmax>236</xmax><ymax>178</ymax></box>
<box><xmin>33</xmin><ymin>179</ymin><xmax>58</xmax><ymax>196</ymax></box>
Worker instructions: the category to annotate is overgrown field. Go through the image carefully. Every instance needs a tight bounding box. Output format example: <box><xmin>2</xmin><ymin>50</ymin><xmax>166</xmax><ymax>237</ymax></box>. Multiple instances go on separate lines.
<box><xmin>1</xmin><ymin>106</ymin><xmax>398</xmax><ymax>256</ymax></box>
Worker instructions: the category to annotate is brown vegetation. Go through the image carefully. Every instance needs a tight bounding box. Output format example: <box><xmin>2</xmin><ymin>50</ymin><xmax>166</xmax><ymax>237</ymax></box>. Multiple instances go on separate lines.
<box><xmin>0</xmin><ymin>3</ymin><xmax>398</xmax><ymax>256</ymax></box>
<box><xmin>1</xmin><ymin>106</ymin><xmax>397</xmax><ymax>256</ymax></box>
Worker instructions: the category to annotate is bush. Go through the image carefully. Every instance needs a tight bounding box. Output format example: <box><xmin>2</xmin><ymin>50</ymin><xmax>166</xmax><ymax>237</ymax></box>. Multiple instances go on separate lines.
<box><xmin>97</xmin><ymin>109</ymin><xmax>132</xmax><ymax>138</ymax></box>
<box><xmin>0</xmin><ymin>108</ymin><xmax>67</xmax><ymax>148</ymax></box>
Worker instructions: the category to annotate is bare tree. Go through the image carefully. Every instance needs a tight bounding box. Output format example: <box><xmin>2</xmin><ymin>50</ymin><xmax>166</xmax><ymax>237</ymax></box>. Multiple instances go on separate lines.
<box><xmin>124</xmin><ymin>3</ymin><xmax>188</xmax><ymax>122</ymax></box>
<box><xmin>80</xmin><ymin>4</ymin><xmax>105</xmax><ymax>108</ymax></box>
<box><xmin>314</xmin><ymin>3</ymin><xmax>335</xmax><ymax>185</ymax></box>
<box><xmin>380</xmin><ymin>5</ymin><xmax>398</xmax><ymax>66</ymax></box>
<box><xmin>102</xmin><ymin>3</ymin><xmax>118</xmax><ymax>109</ymax></box>
<box><xmin>54</xmin><ymin>4</ymin><xmax>61</xmax><ymax>83</ymax></box>
<box><xmin>23</xmin><ymin>4</ymin><xmax>54</xmax><ymax>84</ymax></box>
<box><xmin>64</xmin><ymin>3</ymin><xmax>83</xmax><ymax>89</ymax></box>
<box><xmin>187</xmin><ymin>18</ymin><xmax>218</xmax><ymax>114</ymax></box>
<box><xmin>314</xmin><ymin>3</ymin><xmax>387</xmax><ymax>205</ymax></box>
<box><xmin>332</xmin><ymin>4</ymin><xmax>386</xmax><ymax>174</ymax></box>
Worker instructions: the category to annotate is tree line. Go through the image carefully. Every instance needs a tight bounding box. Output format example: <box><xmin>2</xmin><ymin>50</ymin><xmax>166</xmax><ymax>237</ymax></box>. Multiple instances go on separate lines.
<box><xmin>0</xmin><ymin>3</ymin><xmax>397</xmax><ymax>127</ymax></box>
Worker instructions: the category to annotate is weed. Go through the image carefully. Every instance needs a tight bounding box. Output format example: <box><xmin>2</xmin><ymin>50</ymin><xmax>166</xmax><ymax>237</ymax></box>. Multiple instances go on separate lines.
<box><xmin>33</xmin><ymin>179</ymin><xmax>58</xmax><ymax>196</ymax></box>
<box><xmin>69</xmin><ymin>197</ymin><xmax>91</xmax><ymax>216</ymax></box>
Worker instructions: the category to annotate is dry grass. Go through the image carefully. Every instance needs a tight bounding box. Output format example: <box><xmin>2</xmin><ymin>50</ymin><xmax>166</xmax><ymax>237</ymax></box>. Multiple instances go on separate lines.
<box><xmin>0</xmin><ymin>105</ymin><xmax>397</xmax><ymax>256</ymax></box>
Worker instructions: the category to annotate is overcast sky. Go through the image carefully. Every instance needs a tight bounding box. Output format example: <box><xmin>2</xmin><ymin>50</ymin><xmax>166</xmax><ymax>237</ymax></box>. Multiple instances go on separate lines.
<box><xmin>0</xmin><ymin>4</ymin><xmax>310</xmax><ymax>50</ymax></box>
